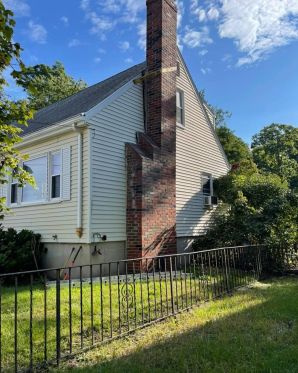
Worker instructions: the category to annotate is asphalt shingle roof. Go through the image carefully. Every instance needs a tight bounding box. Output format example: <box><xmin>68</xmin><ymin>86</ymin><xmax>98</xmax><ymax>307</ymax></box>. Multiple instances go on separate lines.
<box><xmin>22</xmin><ymin>61</ymin><xmax>146</xmax><ymax>136</ymax></box>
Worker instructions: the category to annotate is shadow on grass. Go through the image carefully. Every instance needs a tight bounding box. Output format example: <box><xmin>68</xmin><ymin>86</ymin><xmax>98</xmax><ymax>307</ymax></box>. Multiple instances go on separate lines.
<box><xmin>59</xmin><ymin>277</ymin><xmax>298</xmax><ymax>373</ymax></box>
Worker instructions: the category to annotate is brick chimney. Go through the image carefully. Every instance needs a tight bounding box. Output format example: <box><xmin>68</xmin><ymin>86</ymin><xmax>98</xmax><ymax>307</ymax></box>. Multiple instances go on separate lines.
<box><xmin>126</xmin><ymin>0</ymin><xmax>177</xmax><ymax>263</ymax></box>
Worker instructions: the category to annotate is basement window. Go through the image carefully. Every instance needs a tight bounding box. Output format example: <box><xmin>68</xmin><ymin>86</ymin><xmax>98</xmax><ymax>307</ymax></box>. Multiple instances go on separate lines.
<box><xmin>176</xmin><ymin>89</ymin><xmax>185</xmax><ymax>126</ymax></box>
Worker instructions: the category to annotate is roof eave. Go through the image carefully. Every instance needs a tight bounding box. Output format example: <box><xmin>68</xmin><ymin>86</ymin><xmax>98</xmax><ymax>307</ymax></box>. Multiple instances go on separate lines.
<box><xmin>16</xmin><ymin>114</ymin><xmax>87</xmax><ymax>149</ymax></box>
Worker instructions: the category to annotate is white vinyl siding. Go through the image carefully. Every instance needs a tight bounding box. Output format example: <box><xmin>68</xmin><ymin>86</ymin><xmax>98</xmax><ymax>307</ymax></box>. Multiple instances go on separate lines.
<box><xmin>176</xmin><ymin>55</ymin><xmax>230</xmax><ymax>237</ymax></box>
<box><xmin>62</xmin><ymin>146</ymin><xmax>71</xmax><ymax>201</ymax></box>
<box><xmin>2</xmin><ymin>130</ymin><xmax>89</xmax><ymax>243</ymax></box>
<box><xmin>88</xmin><ymin>82</ymin><xmax>144</xmax><ymax>241</ymax></box>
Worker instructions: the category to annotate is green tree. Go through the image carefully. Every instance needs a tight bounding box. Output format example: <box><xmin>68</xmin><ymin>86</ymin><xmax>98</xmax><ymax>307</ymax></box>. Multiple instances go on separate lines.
<box><xmin>252</xmin><ymin>124</ymin><xmax>298</xmax><ymax>189</ymax></box>
<box><xmin>193</xmin><ymin>170</ymin><xmax>298</xmax><ymax>271</ymax></box>
<box><xmin>199</xmin><ymin>90</ymin><xmax>253</xmax><ymax>166</ymax></box>
<box><xmin>200</xmin><ymin>90</ymin><xmax>232</xmax><ymax>128</ymax></box>
<box><xmin>21</xmin><ymin>62</ymin><xmax>87</xmax><ymax>110</ymax></box>
<box><xmin>216</xmin><ymin>126</ymin><xmax>252</xmax><ymax>165</ymax></box>
<box><xmin>0</xmin><ymin>1</ymin><xmax>34</xmax><ymax>218</ymax></box>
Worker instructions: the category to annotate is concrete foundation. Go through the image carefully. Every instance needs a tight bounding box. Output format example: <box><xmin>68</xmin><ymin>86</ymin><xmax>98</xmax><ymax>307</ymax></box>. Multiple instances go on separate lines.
<box><xmin>177</xmin><ymin>237</ymin><xmax>196</xmax><ymax>254</ymax></box>
<box><xmin>42</xmin><ymin>241</ymin><xmax>127</xmax><ymax>278</ymax></box>
<box><xmin>41</xmin><ymin>238</ymin><xmax>195</xmax><ymax>278</ymax></box>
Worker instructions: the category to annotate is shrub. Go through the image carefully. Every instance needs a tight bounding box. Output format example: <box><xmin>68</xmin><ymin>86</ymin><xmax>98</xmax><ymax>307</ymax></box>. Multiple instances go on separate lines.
<box><xmin>193</xmin><ymin>171</ymin><xmax>298</xmax><ymax>273</ymax></box>
<box><xmin>0</xmin><ymin>226</ymin><xmax>44</xmax><ymax>274</ymax></box>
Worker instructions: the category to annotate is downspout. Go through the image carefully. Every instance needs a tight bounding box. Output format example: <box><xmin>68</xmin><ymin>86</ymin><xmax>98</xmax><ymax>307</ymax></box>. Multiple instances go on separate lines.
<box><xmin>73</xmin><ymin>122</ymin><xmax>84</xmax><ymax>238</ymax></box>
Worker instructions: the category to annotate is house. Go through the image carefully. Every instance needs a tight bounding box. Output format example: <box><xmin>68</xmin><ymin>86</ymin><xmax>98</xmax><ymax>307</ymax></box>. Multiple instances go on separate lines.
<box><xmin>0</xmin><ymin>0</ymin><xmax>229</xmax><ymax>271</ymax></box>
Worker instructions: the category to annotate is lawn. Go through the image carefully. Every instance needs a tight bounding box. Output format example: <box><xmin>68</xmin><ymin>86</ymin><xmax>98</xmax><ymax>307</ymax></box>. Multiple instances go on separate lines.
<box><xmin>51</xmin><ymin>277</ymin><xmax>298</xmax><ymax>373</ymax></box>
<box><xmin>0</xmin><ymin>266</ymin><xmax>255</xmax><ymax>371</ymax></box>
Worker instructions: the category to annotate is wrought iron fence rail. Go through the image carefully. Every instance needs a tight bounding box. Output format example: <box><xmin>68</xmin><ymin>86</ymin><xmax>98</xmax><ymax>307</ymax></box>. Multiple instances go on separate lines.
<box><xmin>0</xmin><ymin>245</ymin><xmax>263</xmax><ymax>372</ymax></box>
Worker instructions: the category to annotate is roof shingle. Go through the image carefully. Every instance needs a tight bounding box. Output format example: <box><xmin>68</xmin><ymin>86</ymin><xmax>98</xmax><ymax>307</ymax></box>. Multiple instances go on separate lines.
<box><xmin>22</xmin><ymin>62</ymin><xmax>146</xmax><ymax>136</ymax></box>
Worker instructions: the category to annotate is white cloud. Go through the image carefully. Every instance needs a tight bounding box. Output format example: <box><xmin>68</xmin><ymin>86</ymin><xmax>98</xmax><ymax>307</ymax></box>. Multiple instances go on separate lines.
<box><xmin>94</xmin><ymin>57</ymin><xmax>102</xmax><ymax>63</ymax></box>
<box><xmin>68</xmin><ymin>38</ymin><xmax>81</xmax><ymax>47</ymax></box>
<box><xmin>80</xmin><ymin>0</ymin><xmax>146</xmax><ymax>48</ymax></box>
<box><xmin>27</xmin><ymin>21</ymin><xmax>47</xmax><ymax>44</ymax></box>
<box><xmin>201</xmin><ymin>67</ymin><xmax>211</xmax><ymax>75</ymax></box>
<box><xmin>120</xmin><ymin>0</ymin><xmax>145</xmax><ymax>23</ymax></box>
<box><xmin>119</xmin><ymin>41</ymin><xmax>130</xmax><ymax>52</ymax></box>
<box><xmin>89</xmin><ymin>12</ymin><xmax>115</xmax><ymax>36</ymax></box>
<box><xmin>217</xmin><ymin>0</ymin><xmax>298</xmax><ymax>66</ymax></box>
<box><xmin>80</xmin><ymin>0</ymin><xmax>90</xmax><ymax>11</ymax></box>
<box><xmin>137</xmin><ymin>21</ymin><xmax>146</xmax><ymax>51</ymax></box>
<box><xmin>3</xmin><ymin>0</ymin><xmax>30</xmax><ymax>17</ymax></box>
<box><xmin>199</xmin><ymin>49</ymin><xmax>208</xmax><ymax>56</ymax></box>
<box><xmin>61</xmin><ymin>16</ymin><xmax>69</xmax><ymax>26</ymax></box>
<box><xmin>183</xmin><ymin>26</ymin><xmax>213</xmax><ymax>48</ymax></box>
<box><xmin>207</xmin><ymin>7</ymin><xmax>219</xmax><ymax>20</ymax></box>
<box><xmin>125</xmin><ymin>57</ymin><xmax>133</xmax><ymax>64</ymax></box>
<box><xmin>176</xmin><ymin>0</ymin><xmax>184</xmax><ymax>29</ymax></box>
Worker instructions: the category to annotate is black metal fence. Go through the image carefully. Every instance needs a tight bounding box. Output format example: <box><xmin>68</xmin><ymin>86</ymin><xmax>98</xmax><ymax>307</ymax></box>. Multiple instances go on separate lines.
<box><xmin>0</xmin><ymin>245</ymin><xmax>263</xmax><ymax>372</ymax></box>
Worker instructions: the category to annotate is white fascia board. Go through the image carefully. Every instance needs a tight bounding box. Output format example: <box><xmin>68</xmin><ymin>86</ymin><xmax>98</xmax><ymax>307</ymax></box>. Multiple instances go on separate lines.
<box><xmin>16</xmin><ymin>115</ymin><xmax>87</xmax><ymax>149</ymax></box>
<box><xmin>85</xmin><ymin>75</ymin><xmax>141</xmax><ymax>121</ymax></box>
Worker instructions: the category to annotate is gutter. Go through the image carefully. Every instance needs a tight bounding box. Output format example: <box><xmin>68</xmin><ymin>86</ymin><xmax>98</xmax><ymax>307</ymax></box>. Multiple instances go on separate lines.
<box><xmin>15</xmin><ymin>114</ymin><xmax>86</xmax><ymax>149</ymax></box>
<box><xmin>16</xmin><ymin>114</ymin><xmax>88</xmax><ymax>239</ymax></box>
<box><xmin>72</xmin><ymin>122</ymin><xmax>85</xmax><ymax>239</ymax></box>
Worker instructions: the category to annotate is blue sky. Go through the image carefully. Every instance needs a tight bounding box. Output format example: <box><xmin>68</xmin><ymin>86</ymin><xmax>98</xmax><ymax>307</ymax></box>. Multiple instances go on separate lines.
<box><xmin>4</xmin><ymin>0</ymin><xmax>298</xmax><ymax>143</ymax></box>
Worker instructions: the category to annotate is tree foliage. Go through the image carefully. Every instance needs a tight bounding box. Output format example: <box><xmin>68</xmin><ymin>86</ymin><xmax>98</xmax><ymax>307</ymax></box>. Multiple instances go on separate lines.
<box><xmin>0</xmin><ymin>226</ymin><xmax>44</xmax><ymax>274</ymax></box>
<box><xmin>252</xmin><ymin>124</ymin><xmax>298</xmax><ymax>189</ymax></box>
<box><xmin>0</xmin><ymin>1</ymin><xmax>34</xmax><ymax>218</ymax></box>
<box><xmin>193</xmin><ymin>169</ymin><xmax>298</xmax><ymax>271</ymax></box>
<box><xmin>199</xmin><ymin>90</ymin><xmax>252</xmax><ymax>166</ymax></box>
<box><xmin>21</xmin><ymin>61</ymin><xmax>87</xmax><ymax>110</ymax></box>
<box><xmin>216</xmin><ymin>126</ymin><xmax>252</xmax><ymax>165</ymax></box>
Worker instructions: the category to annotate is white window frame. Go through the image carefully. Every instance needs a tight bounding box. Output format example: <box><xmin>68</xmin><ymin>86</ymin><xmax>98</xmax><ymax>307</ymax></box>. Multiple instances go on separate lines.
<box><xmin>176</xmin><ymin>89</ymin><xmax>185</xmax><ymax>128</ymax></box>
<box><xmin>202</xmin><ymin>173</ymin><xmax>213</xmax><ymax>196</ymax></box>
<box><xmin>10</xmin><ymin>180</ymin><xmax>19</xmax><ymax>206</ymax></box>
<box><xmin>9</xmin><ymin>150</ymin><xmax>66</xmax><ymax>207</ymax></box>
<box><xmin>49</xmin><ymin>150</ymin><xmax>62</xmax><ymax>201</ymax></box>
<box><xmin>21</xmin><ymin>154</ymin><xmax>48</xmax><ymax>205</ymax></box>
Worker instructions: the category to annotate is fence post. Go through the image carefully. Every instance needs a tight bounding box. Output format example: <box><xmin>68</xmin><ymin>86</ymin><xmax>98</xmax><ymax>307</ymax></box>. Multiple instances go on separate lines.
<box><xmin>223</xmin><ymin>248</ymin><xmax>230</xmax><ymax>293</ymax></box>
<box><xmin>169</xmin><ymin>257</ymin><xmax>175</xmax><ymax>315</ymax></box>
<box><xmin>56</xmin><ymin>270</ymin><xmax>61</xmax><ymax>366</ymax></box>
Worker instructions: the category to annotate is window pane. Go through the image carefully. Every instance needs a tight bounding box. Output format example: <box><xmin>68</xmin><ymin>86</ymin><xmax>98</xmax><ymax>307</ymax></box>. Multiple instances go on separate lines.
<box><xmin>11</xmin><ymin>184</ymin><xmax>18</xmax><ymax>204</ymax></box>
<box><xmin>176</xmin><ymin>91</ymin><xmax>182</xmax><ymax>108</ymax></box>
<box><xmin>22</xmin><ymin>157</ymin><xmax>47</xmax><ymax>202</ymax></box>
<box><xmin>51</xmin><ymin>152</ymin><xmax>61</xmax><ymax>176</ymax></box>
<box><xmin>177</xmin><ymin>108</ymin><xmax>183</xmax><ymax>124</ymax></box>
<box><xmin>202</xmin><ymin>176</ymin><xmax>211</xmax><ymax>195</ymax></box>
<box><xmin>52</xmin><ymin>175</ymin><xmax>61</xmax><ymax>198</ymax></box>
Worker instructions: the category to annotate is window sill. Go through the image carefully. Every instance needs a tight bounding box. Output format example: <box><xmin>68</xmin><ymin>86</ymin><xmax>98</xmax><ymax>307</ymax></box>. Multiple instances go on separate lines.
<box><xmin>9</xmin><ymin>199</ymin><xmax>64</xmax><ymax>209</ymax></box>
<box><xmin>176</xmin><ymin>122</ymin><xmax>185</xmax><ymax>129</ymax></box>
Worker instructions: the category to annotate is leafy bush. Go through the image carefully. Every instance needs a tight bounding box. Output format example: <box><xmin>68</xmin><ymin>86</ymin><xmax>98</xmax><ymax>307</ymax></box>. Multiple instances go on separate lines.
<box><xmin>0</xmin><ymin>226</ymin><xmax>44</xmax><ymax>274</ymax></box>
<box><xmin>193</xmin><ymin>170</ymin><xmax>298</xmax><ymax>273</ymax></box>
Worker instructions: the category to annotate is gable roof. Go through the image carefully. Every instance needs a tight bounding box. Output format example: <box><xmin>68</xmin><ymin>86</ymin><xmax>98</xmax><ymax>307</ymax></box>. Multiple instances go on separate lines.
<box><xmin>177</xmin><ymin>50</ymin><xmax>230</xmax><ymax>169</ymax></box>
<box><xmin>22</xmin><ymin>62</ymin><xmax>146</xmax><ymax>136</ymax></box>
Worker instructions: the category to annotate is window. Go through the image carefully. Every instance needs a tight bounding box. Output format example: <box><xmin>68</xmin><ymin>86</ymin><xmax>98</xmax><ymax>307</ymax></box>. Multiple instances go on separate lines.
<box><xmin>7</xmin><ymin>147</ymin><xmax>70</xmax><ymax>207</ymax></box>
<box><xmin>22</xmin><ymin>156</ymin><xmax>48</xmax><ymax>203</ymax></box>
<box><xmin>202</xmin><ymin>174</ymin><xmax>213</xmax><ymax>196</ymax></box>
<box><xmin>10</xmin><ymin>182</ymin><xmax>18</xmax><ymax>204</ymax></box>
<box><xmin>176</xmin><ymin>89</ymin><xmax>185</xmax><ymax>126</ymax></box>
<box><xmin>51</xmin><ymin>152</ymin><xmax>61</xmax><ymax>199</ymax></box>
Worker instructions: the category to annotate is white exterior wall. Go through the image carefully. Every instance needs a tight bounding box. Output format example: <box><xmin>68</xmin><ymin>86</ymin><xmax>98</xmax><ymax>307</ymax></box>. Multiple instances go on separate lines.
<box><xmin>2</xmin><ymin>129</ymin><xmax>90</xmax><ymax>243</ymax></box>
<box><xmin>87</xmin><ymin>81</ymin><xmax>144</xmax><ymax>242</ymax></box>
<box><xmin>176</xmin><ymin>56</ymin><xmax>230</xmax><ymax>238</ymax></box>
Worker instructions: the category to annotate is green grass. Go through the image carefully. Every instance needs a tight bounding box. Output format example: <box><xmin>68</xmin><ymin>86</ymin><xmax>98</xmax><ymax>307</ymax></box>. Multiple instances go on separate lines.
<box><xmin>1</xmin><ymin>269</ymin><xmax>247</xmax><ymax>371</ymax></box>
<box><xmin>49</xmin><ymin>277</ymin><xmax>298</xmax><ymax>373</ymax></box>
